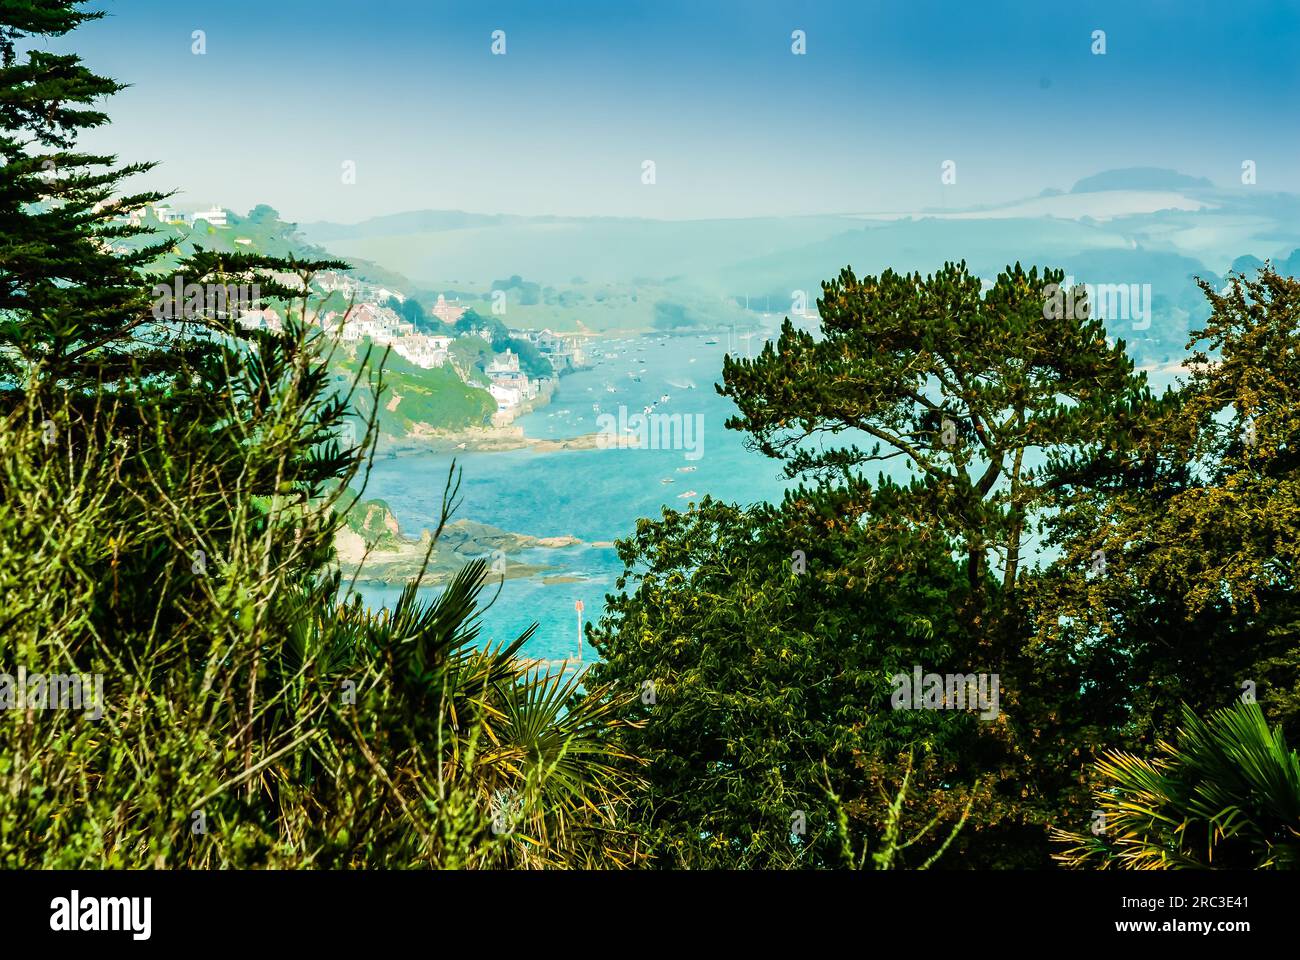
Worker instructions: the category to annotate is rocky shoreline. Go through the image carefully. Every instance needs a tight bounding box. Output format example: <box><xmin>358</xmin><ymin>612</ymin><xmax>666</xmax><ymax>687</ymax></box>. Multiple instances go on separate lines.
<box><xmin>375</xmin><ymin>423</ymin><xmax>607</xmax><ymax>457</ymax></box>
<box><xmin>335</xmin><ymin>511</ymin><xmax>602</xmax><ymax>585</ymax></box>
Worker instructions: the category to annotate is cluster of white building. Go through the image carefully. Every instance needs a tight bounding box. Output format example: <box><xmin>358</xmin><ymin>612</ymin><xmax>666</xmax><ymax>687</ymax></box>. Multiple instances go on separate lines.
<box><xmin>234</xmin><ymin>276</ymin><xmax>587</xmax><ymax>418</ymax></box>
<box><xmin>314</xmin><ymin>271</ymin><xmax>406</xmax><ymax>307</ymax></box>
<box><xmin>238</xmin><ymin>299</ymin><xmax>537</xmax><ymax>413</ymax></box>
<box><xmin>98</xmin><ymin>196</ymin><xmax>594</xmax><ymax>421</ymax></box>
<box><xmin>317</xmin><ymin>303</ymin><xmax>455</xmax><ymax>370</ymax></box>
<box><xmin>484</xmin><ymin>349</ymin><xmax>542</xmax><ymax>412</ymax></box>
<box><xmin>120</xmin><ymin>204</ymin><xmax>229</xmax><ymax>229</ymax></box>
<box><xmin>238</xmin><ymin>300</ymin><xmax>460</xmax><ymax>370</ymax></box>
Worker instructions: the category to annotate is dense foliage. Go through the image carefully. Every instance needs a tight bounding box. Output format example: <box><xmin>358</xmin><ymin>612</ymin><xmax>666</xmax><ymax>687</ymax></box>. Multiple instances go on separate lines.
<box><xmin>1053</xmin><ymin>701</ymin><xmax>1300</xmax><ymax>869</ymax></box>
<box><xmin>591</xmin><ymin>262</ymin><xmax>1300</xmax><ymax>869</ymax></box>
<box><xmin>0</xmin><ymin>0</ymin><xmax>638</xmax><ymax>869</ymax></box>
<box><xmin>1</xmin><ymin>1</ymin><xmax>1294</xmax><ymax>871</ymax></box>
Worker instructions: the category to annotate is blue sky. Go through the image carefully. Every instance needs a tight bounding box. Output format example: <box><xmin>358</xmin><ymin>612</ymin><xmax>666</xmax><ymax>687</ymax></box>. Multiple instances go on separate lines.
<box><xmin>53</xmin><ymin>0</ymin><xmax>1300</xmax><ymax>222</ymax></box>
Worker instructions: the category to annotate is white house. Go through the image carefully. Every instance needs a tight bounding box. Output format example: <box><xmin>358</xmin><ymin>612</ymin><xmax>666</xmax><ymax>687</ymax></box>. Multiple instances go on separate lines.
<box><xmin>485</xmin><ymin>348</ymin><xmax>540</xmax><ymax>399</ymax></box>
<box><xmin>485</xmin><ymin>349</ymin><xmax>520</xmax><ymax>376</ymax></box>
<box><xmin>392</xmin><ymin>334</ymin><xmax>453</xmax><ymax>369</ymax></box>
<box><xmin>238</xmin><ymin>307</ymin><xmax>282</xmax><ymax>333</ymax></box>
<box><xmin>488</xmin><ymin>382</ymin><xmax>521</xmax><ymax>412</ymax></box>
<box><xmin>191</xmin><ymin>206</ymin><xmax>228</xmax><ymax>227</ymax></box>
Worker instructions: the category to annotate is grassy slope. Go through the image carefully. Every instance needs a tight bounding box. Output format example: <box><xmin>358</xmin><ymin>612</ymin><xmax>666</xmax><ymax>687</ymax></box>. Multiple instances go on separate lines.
<box><xmin>132</xmin><ymin>210</ymin><xmax>419</xmax><ymax>293</ymax></box>
<box><xmin>335</xmin><ymin>343</ymin><xmax>494</xmax><ymax>434</ymax></box>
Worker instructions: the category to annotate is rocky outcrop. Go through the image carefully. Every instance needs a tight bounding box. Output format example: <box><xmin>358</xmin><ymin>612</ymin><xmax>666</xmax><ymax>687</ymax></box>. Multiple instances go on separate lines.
<box><xmin>335</xmin><ymin>499</ymin><xmax>583</xmax><ymax>585</ymax></box>
<box><xmin>375</xmin><ymin>423</ymin><xmax>607</xmax><ymax>456</ymax></box>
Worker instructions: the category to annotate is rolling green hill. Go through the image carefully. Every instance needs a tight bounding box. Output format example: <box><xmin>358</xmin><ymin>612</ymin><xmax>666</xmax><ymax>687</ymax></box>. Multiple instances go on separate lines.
<box><xmin>332</xmin><ymin>343</ymin><xmax>494</xmax><ymax>436</ymax></box>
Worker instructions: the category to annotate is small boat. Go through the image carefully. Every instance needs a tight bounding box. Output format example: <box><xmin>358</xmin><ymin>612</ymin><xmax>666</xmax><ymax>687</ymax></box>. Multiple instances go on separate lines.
<box><xmin>677</xmin><ymin>490</ymin><xmax>698</xmax><ymax>499</ymax></box>
<box><xmin>676</xmin><ymin>466</ymin><xmax>696</xmax><ymax>473</ymax></box>
<box><xmin>704</xmin><ymin>338</ymin><xmax>719</xmax><ymax>345</ymax></box>
<box><xmin>659</xmin><ymin>394</ymin><xmax>670</xmax><ymax>403</ymax></box>
<box><xmin>660</xmin><ymin>477</ymin><xmax>674</xmax><ymax>484</ymax></box>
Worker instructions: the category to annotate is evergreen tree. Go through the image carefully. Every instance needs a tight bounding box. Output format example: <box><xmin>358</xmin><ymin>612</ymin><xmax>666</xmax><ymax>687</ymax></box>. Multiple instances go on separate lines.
<box><xmin>721</xmin><ymin>262</ymin><xmax>1150</xmax><ymax>600</ymax></box>
<box><xmin>1034</xmin><ymin>265</ymin><xmax>1300</xmax><ymax>744</ymax></box>
<box><xmin>0</xmin><ymin>0</ymin><xmax>173</xmax><ymax>396</ymax></box>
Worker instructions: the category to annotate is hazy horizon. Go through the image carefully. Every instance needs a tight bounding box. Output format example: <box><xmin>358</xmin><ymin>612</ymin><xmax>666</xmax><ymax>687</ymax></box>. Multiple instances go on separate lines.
<box><xmin>50</xmin><ymin>0</ymin><xmax>1300</xmax><ymax>223</ymax></box>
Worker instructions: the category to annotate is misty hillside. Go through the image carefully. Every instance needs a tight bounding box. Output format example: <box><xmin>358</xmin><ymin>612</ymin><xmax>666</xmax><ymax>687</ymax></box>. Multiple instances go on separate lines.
<box><xmin>302</xmin><ymin>169</ymin><xmax>1300</xmax><ymax>288</ymax></box>
<box><xmin>296</xmin><ymin>169</ymin><xmax>1300</xmax><ymax>360</ymax></box>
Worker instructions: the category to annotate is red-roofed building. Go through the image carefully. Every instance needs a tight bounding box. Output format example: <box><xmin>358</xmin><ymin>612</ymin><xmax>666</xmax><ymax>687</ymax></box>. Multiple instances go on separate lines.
<box><xmin>431</xmin><ymin>294</ymin><xmax>466</xmax><ymax>325</ymax></box>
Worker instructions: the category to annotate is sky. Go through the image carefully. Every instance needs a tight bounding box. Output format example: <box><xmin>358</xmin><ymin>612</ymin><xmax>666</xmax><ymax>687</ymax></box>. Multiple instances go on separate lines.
<box><xmin>47</xmin><ymin>0</ymin><xmax>1300</xmax><ymax>223</ymax></box>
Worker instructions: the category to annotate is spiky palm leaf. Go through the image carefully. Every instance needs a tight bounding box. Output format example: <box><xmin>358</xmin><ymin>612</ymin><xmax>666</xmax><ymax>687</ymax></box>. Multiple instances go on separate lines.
<box><xmin>1053</xmin><ymin>700</ymin><xmax>1300</xmax><ymax>869</ymax></box>
<box><xmin>471</xmin><ymin>667</ymin><xmax>645</xmax><ymax>866</ymax></box>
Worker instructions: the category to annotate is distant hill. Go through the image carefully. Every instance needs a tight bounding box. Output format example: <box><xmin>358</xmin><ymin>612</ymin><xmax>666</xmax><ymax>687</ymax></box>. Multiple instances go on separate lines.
<box><xmin>298</xmin><ymin>213</ymin><xmax>861</xmax><ymax>290</ymax></box>
<box><xmin>1070</xmin><ymin>168</ymin><xmax>1215</xmax><ymax>194</ymax></box>
<box><xmin>296</xmin><ymin>171</ymin><xmax>1282</xmax><ymax>299</ymax></box>
<box><xmin>291</xmin><ymin>171</ymin><xmax>1300</xmax><ymax>361</ymax></box>
<box><xmin>1231</xmin><ymin>247</ymin><xmax>1300</xmax><ymax>278</ymax></box>
<box><xmin>124</xmin><ymin>205</ymin><xmax>422</xmax><ymax>294</ymax></box>
<box><xmin>301</xmin><ymin>209</ymin><xmax>522</xmax><ymax>242</ymax></box>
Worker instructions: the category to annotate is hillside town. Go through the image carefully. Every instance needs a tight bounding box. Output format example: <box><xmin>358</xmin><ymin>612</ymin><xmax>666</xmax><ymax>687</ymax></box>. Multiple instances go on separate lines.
<box><xmin>114</xmin><ymin>201</ymin><xmax>592</xmax><ymax>421</ymax></box>
<box><xmin>119</xmin><ymin>202</ymin><xmax>230</xmax><ymax>229</ymax></box>
<box><xmin>238</xmin><ymin>270</ymin><xmax>587</xmax><ymax>420</ymax></box>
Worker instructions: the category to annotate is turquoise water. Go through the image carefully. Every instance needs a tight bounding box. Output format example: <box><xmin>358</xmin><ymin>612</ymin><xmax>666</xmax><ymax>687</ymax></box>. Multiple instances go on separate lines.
<box><xmin>355</xmin><ymin>333</ymin><xmax>1183</xmax><ymax>661</ymax></box>
<box><xmin>356</xmin><ymin>332</ymin><xmax>795</xmax><ymax>661</ymax></box>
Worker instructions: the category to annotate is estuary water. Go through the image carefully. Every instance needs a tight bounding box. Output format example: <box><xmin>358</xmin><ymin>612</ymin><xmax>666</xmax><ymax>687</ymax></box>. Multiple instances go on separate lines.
<box><xmin>355</xmin><ymin>330</ymin><xmax>1180</xmax><ymax>661</ymax></box>
<box><xmin>356</xmin><ymin>332</ymin><xmax>795</xmax><ymax>661</ymax></box>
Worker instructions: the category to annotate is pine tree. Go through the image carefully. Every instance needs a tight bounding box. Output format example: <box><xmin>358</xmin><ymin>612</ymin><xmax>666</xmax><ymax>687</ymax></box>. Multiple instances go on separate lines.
<box><xmin>720</xmin><ymin>261</ymin><xmax>1151</xmax><ymax>597</ymax></box>
<box><xmin>0</xmin><ymin>0</ymin><xmax>176</xmax><ymax>397</ymax></box>
<box><xmin>0</xmin><ymin>0</ymin><xmax>357</xmax><ymax>632</ymax></box>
